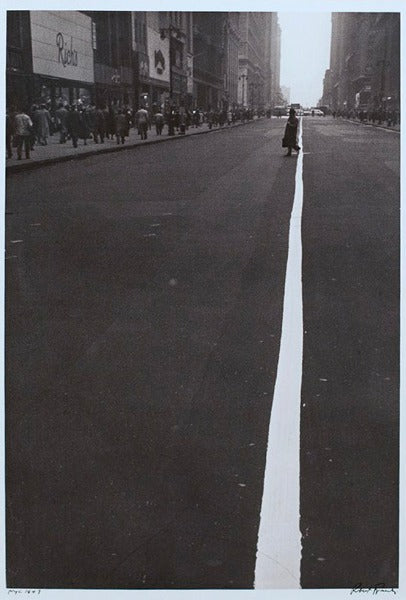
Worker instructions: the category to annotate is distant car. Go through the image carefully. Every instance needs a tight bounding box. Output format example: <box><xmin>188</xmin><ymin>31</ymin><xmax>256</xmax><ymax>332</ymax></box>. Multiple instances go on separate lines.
<box><xmin>311</xmin><ymin>108</ymin><xmax>325</xmax><ymax>116</ymax></box>
<box><xmin>303</xmin><ymin>109</ymin><xmax>312</xmax><ymax>116</ymax></box>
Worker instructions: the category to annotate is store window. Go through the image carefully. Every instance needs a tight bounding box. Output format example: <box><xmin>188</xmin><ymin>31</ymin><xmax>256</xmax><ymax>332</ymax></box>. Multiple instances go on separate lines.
<box><xmin>75</xmin><ymin>87</ymin><xmax>92</xmax><ymax>106</ymax></box>
<box><xmin>37</xmin><ymin>84</ymin><xmax>53</xmax><ymax>106</ymax></box>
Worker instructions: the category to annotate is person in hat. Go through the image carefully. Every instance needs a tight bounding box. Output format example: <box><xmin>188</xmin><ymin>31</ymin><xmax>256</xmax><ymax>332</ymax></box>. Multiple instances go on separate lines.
<box><xmin>283</xmin><ymin>108</ymin><xmax>301</xmax><ymax>156</ymax></box>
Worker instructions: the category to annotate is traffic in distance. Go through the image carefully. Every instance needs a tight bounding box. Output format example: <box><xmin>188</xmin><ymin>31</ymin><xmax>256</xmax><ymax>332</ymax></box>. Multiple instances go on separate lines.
<box><xmin>272</xmin><ymin>104</ymin><xmax>326</xmax><ymax>117</ymax></box>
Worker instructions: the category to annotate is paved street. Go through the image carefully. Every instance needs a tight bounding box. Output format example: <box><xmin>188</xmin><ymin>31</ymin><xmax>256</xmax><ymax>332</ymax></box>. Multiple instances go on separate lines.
<box><xmin>5</xmin><ymin>118</ymin><xmax>256</xmax><ymax>171</ymax></box>
<box><xmin>5</xmin><ymin>117</ymin><xmax>399</xmax><ymax>589</ymax></box>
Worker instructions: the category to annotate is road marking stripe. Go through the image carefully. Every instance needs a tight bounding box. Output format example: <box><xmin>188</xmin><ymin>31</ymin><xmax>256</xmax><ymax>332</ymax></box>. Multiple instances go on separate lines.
<box><xmin>254</xmin><ymin>119</ymin><xmax>304</xmax><ymax>589</ymax></box>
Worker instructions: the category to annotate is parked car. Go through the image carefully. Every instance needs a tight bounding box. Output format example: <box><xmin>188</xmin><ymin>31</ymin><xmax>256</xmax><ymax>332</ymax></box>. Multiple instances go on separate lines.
<box><xmin>311</xmin><ymin>108</ymin><xmax>325</xmax><ymax>116</ymax></box>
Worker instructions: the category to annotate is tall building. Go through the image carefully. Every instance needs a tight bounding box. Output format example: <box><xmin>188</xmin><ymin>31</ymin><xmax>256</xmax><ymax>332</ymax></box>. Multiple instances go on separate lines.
<box><xmin>268</xmin><ymin>13</ymin><xmax>281</xmax><ymax>107</ymax></box>
<box><xmin>85</xmin><ymin>11</ymin><xmax>133</xmax><ymax>108</ymax></box>
<box><xmin>132</xmin><ymin>12</ymin><xmax>191</xmax><ymax>111</ymax></box>
<box><xmin>325</xmin><ymin>12</ymin><xmax>400</xmax><ymax>115</ymax></box>
<box><xmin>192</xmin><ymin>12</ymin><xmax>226</xmax><ymax>110</ymax></box>
<box><xmin>280</xmin><ymin>86</ymin><xmax>290</xmax><ymax>105</ymax></box>
<box><xmin>6</xmin><ymin>10</ymin><xmax>282</xmax><ymax>115</ymax></box>
<box><xmin>7</xmin><ymin>11</ymin><xmax>34</xmax><ymax>110</ymax></box>
<box><xmin>238</xmin><ymin>12</ymin><xmax>273</xmax><ymax>110</ymax></box>
<box><xmin>224</xmin><ymin>13</ymin><xmax>241</xmax><ymax>108</ymax></box>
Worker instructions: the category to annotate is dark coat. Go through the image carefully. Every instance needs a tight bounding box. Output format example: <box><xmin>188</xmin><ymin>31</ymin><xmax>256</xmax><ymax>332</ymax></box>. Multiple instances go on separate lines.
<box><xmin>67</xmin><ymin>109</ymin><xmax>83</xmax><ymax>138</ymax></box>
<box><xmin>95</xmin><ymin>109</ymin><xmax>106</xmax><ymax>133</ymax></box>
<box><xmin>115</xmin><ymin>114</ymin><xmax>129</xmax><ymax>137</ymax></box>
<box><xmin>79</xmin><ymin>110</ymin><xmax>90</xmax><ymax>138</ymax></box>
<box><xmin>106</xmin><ymin>108</ymin><xmax>116</xmax><ymax>135</ymax></box>
<box><xmin>84</xmin><ymin>107</ymin><xmax>97</xmax><ymax>131</ymax></box>
<box><xmin>55</xmin><ymin>107</ymin><xmax>69</xmax><ymax>132</ymax></box>
<box><xmin>284</xmin><ymin>117</ymin><xmax>299</xmax><ymax>146</ymax></box>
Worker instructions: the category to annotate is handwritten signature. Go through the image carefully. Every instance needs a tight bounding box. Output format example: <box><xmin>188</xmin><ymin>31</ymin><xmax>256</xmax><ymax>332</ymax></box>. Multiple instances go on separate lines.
<box><xmin>351</xmin><ymin>584</ymin><xmax>397</xmax><ymax>595</ymax></box>
<box><xmin>8</xmin><ymin>591</ymin><xmax>41</xmax><ymax>596</ymax></box>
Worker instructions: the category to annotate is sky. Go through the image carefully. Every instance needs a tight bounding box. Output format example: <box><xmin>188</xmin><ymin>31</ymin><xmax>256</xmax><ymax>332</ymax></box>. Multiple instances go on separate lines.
<box><xmin>278</xmin><ymin>12</ymin><xmax>332</xmax><ymax>107</ymax></box>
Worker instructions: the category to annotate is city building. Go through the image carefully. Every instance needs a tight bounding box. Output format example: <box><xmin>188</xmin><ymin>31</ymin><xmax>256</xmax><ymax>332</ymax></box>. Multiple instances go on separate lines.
<box><xmin>6</xmin><ymin>10</ymin><xmax>282</xmax><ymax>116</ymax></box>
<box><xmin>323</xmin><ymin>12</ymin><xmax>400</xmax><ymax>116</ymax></box>
<box><xmin>84</xmin><ymin>11</ymin><xmax>133</xmax><ymax>109</ymax></box>
<box><xmin>280</xmin><ymin>85</ymin><xmax>290</xmax><ymax>105</ymax></box>
<box><xmin>238</xmin><ymin>12</ymin><xmax>266</xmax><ymax>109</ymax></box>
<box><xmin>7</xmin><ymin>11</ymin><xmax>34</xmax><ymax>110</ymax></box>
<box><xmin>192</xmin><ymin>12</ymin><xmax>226</xmax><ymax>110</ymax></box>
<box><xmin>7</xmin><ymin>10</ymin><xmax>96</xmax><ymax>110</ymax></box>
<box><xmin>132</xmin><ymin>12</ymin><xmax>169</xmax><ymax>111</ymax></box>
<box><xmin>223</xmin><ymin>13</ymin><xmax>241</xmax><ymax>109</ymax></box>
<box><xmin>268</xmin><ymin>13</ymin><xmax>282</xmax><ymax>108</ymax></box>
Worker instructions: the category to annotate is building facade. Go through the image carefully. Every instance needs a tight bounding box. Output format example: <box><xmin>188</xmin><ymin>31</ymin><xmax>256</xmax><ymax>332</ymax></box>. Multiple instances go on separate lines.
<box><xmin>192</xmin><ymin>12</ymin><xmax>226</xmax><ymax>110</ymax></box>
<box><xmin>7</xmin><ymin>10</ymin><xmax>282</xmax><ymax>115</ymax></box>
<box><xmin>224</xmin><ymin>13</ymin><xmax>241</xmax><ymax>109</ymax></box>
<box><xmin>280</xmin><ymin>85</ymin><xmax>290</xmax><ymax>105</ymax></box>
<box><xmin>237</xmin><ymin>12</ymin><xmax>280</xmax><ymax>111</ymax></box>
<box><xmin>322</xmin><ymin>12</ymin><xmax>400</xmax><ymax>116</ymax></box>
<box><xmin>84</xmin><ymin>11</ymin><xmax>133</xmax><ymax>109</ymax></box>
<box><xmin>7</xmin><ymin>11</ymin><xmax>96</xmax><ymax>110</ymax></box>
<box><xmin>269</xmin><ymin>13</ymin><xmax>282</xmax><ymax>107</ymax></box>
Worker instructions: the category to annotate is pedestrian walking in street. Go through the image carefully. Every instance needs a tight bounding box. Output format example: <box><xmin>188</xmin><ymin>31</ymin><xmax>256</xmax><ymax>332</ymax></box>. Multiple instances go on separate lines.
<box><xmin>67</xmin><ymin>104</ymin><xmax>83</xmax><ymax>148</ymax></box>
<box><xmin>84</xmin><ymin>103</ymin><xmax>98</xmax><ymax>143</ymax></box>
<box><xmin>94</xmin><ymin>106</ymin><xmax>106</xmax><ymax>143</ymax></box>
<box><xmin>135</xmin><ymin>106</ymin><xmax>149</xmax><ymax>140</ymax></box>
<box><xmin>103</xmin><ymin>105</ymin><xmax>114</xmax><ymax>140</ymax></box>
<box><xmin>6</xmin><ymin>109</ymin><xmax>14</xmax><ymax>159</ymax></box>
<box><xmin>178</xmin><ymin>108</ymin><xmax>187</xmax><ymax>135</ymax></box>
<box><xmin>283</xmin><ymin>108</ymin><xmax>301</xmax><ymax>156</ymax></box>
<box><xmin>79</xmin><ymin>105</ymin><xmax>90</xmax><ymax>145</ymax></box>
<box><xmin>115</xmin><ymin>109</ymin><xmax>129</xmax><ymax>144</ymax></box>
<box><xmin>193</xmin><ymin>109</ymin><xmax>200</xmax><ymax>128</ymax></box>
<box><xmin>33</xmin><ymin>104</ymin><xmax>51</xmax><ymax>145</ymax></box>
<box><xmin>29</xmin><ymin>105</ymin><xmax>38</xmax><ymax>150</ymax></box>
<box><xmin>14</xmin><ymin>107</ymin><xmax>33</xmax><ymax>160</ymax></box>
<box><xmin>154</xmin><ymin>111</ymin><xmax>164</xmax><ymax>135</ymax></box>
<box><xmin>185</xmin><ymin>109</ymin><xmax>192</xmax><ymax>130</ymax></box>
<box><xmin>55</xmin><ymin>102</ymin><xmax>69</xmax><ymax>144</ymax></box>
<box><xmin>124</xmin><ymin>106</ymin><xmax>133</xmax><ymax>131</ymax></box>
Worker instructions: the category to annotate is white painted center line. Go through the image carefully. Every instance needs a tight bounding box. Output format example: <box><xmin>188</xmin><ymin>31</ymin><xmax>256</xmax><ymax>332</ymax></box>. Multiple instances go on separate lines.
<box><xmin>254</xmin><ymin>119</ymin><xmax>304</xmax><ymax>589</ymax></box>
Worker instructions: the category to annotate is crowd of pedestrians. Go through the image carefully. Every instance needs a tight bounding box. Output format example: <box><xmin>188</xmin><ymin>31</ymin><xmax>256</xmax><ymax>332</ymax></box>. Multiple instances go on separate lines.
<box><xmin>6</xmin><ymin>101</ymin><xmax>264</xmax><ymax>161</ymax></box>
<box><xmin>332</xmin><ymin>107</ymin><xmax>400</xmax><ymax>128</ymax></box>
<box><xmin>6</xmin><ymin>98</ymin><xmax>400</xmax><ymax>162</ymax></box>
<box><xmin>6</xmin><ymin>101</ymin><xmax>134</xmax><ymax>160</ymax></box>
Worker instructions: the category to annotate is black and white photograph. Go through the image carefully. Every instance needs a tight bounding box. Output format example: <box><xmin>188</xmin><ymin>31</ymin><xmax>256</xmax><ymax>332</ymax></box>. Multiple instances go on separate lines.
<box><xmin>3</xmin><ymin>2</ymin><xmax>402</xmax><ymax>595</ymax></box>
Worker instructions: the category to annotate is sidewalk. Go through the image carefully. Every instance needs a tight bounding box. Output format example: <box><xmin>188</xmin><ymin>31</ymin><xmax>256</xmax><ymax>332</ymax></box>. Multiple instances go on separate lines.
<box><xmin>344</xmin><ymin>117</ymin><xmax>400</xmax><ymax>133</ymax></box>
<box><xmin>5</xmin><ymin>119</ymin><xmax>258</xmax><ymax>174</ymax></box>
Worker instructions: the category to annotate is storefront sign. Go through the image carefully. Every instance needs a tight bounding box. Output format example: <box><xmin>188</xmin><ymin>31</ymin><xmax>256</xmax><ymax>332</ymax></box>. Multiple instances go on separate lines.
<box><xmin>147</xmin><ymin>28</ymin><xmax>169</xmax><ymax>83</ymax></box>
<box><xmin>56</xmin><ymin>33</ymin><xmax>79</xmax><ymax>67</ymax></box>
<box><xmin>31</xmin><ymin>11</ymin><xmax>94</xmax><ymax>82</ymax></box>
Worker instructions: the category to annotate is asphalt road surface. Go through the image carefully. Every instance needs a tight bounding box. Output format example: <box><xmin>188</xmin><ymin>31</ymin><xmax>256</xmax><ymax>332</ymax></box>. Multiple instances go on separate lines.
<box><xmin>5</xmin><ymin>117</ymin><xmax>399</xmax><ymax>589</ymax></box>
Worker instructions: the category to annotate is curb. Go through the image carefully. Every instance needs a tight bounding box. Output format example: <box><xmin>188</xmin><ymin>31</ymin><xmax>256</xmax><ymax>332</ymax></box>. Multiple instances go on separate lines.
<box><xmin>6</xmin><ymin>118</ymin><xmax>261</xmax><ymax>175</ymax></box>
<box><xmin>344</xmin><ymin>118</ymin><xmax>400</xmax><ymax>133</ymax></box>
